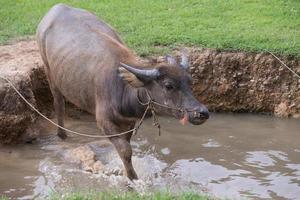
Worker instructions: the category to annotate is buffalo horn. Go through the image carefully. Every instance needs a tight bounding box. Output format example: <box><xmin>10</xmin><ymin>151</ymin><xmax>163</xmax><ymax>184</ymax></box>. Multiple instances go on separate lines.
<box><xmin>120</xmin><ymin>62</ymin><xmax>160</xmax><ymax>79</ymax></box>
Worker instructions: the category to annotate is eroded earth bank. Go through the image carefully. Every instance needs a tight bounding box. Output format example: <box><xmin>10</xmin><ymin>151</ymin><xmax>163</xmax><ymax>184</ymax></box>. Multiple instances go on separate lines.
<box><xmin>0</xmin><ymin>40</ymin><xmax>299</xmax><ymax>143</ymax></box>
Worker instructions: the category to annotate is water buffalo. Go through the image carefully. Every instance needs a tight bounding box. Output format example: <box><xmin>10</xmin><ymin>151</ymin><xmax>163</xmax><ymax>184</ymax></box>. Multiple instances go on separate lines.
<box><xmin>36</xmin><ymin>4</ymin><xmax>209</xmax><ymax>180</ymax></box>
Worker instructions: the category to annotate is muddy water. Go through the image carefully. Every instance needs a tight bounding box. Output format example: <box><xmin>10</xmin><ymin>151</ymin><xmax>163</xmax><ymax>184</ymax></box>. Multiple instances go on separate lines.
<box><xmin>1</xmin><ymin>113</ymin><xmax>300</xmax><ymax>200</ymax></box>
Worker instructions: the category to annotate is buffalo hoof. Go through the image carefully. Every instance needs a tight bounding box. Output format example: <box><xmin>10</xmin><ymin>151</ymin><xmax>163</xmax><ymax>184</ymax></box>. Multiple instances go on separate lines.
<box><xmin>57</xmin><ymin>131</ymin><xmax>67</xmax><ymax>140</ymax></box>
<box><xmin>126</xmin><ymin>170</ymin><xmax>138</xmax><ymax>181</ymax></box>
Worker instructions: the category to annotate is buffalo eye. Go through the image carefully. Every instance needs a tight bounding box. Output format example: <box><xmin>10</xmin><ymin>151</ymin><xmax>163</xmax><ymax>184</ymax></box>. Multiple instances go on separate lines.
<box><xmin>165</xmin><ymin>82</ymin><xmax>175</xmax><ymax>91</ymax></box>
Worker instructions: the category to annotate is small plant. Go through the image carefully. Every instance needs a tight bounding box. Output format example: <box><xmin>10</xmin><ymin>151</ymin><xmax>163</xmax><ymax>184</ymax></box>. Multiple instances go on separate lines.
<box><xmin>49</xmin><ymin>191</ymin><xmax>214</xmax><ymax>200</ymax></box>
<box><xmin>0</xmin><ymin>196</ymin><xmax>8</xmax><ymax>200</ymax></box>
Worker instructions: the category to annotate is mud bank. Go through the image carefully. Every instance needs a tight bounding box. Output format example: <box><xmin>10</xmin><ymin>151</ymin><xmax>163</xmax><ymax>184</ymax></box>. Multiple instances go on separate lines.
<box><xmin>0</xmin><ymin>40</ymin><xmax>299</xmax><ymax>143</ymax></box>
<box><xmin>187</xmin><ymin>49</ymin><xmax>300</xmax><ymax>117</ymax></box>
<box><xmin>0</xmin><ymin>41</ymin><xmax>51</xmax><ymax>144</ymax></box>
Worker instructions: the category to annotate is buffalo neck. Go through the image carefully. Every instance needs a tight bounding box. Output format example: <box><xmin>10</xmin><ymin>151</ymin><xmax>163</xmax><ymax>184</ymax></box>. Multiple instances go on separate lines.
<box><xmin>119</xmin><ymin>85</ymin><xmax>151</xmax><ymax>119</ymax></box>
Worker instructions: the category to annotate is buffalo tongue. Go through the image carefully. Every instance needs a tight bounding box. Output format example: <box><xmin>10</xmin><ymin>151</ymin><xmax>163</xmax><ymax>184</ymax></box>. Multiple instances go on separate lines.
<box><xmin>179</xmin><ymin>112</ymin><xmax>189</xmax><ymax>125</ymax></box>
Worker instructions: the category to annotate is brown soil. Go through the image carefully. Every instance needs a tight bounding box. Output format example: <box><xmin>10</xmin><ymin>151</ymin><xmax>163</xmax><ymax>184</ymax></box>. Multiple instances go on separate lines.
<box><xmin>0</xmin><ymin>40</ymin><xmax>48</xmax><ymax>144</ymax></box>
<box><xmin>0</xmin><ymin>40</ymin><xmax>299</xmax><ymax>144</ymax></box>
<box><xmin>188</xmin><ymin>49</ymin><xmax>300</xmax><ymax>117</ymax></box>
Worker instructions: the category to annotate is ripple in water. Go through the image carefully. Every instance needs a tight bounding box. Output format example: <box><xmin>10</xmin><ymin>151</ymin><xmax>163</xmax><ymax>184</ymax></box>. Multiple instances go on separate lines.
<box><xmin>1</xmin><ymin>113</ymin><xmax>300</xmax><ymax>200</ymax></box>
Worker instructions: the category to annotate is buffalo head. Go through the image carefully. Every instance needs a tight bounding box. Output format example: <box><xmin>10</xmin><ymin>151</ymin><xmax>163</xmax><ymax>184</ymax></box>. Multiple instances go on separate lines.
<box><xmin>119</xmin><ymin>53</ymin><xmax>209</xmax><ymax>125</ymax></box>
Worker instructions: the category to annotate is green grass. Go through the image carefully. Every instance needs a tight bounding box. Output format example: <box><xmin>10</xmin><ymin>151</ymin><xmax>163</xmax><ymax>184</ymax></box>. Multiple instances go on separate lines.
<box><xmin>0</xmin><ymin>191</ymin><xmax>214</xmax><ymax>200</ymax></box>
<box><xmin>50</xmin><ymin>191</ymin><xmax>213</xmax><ymax>200</ymax></box>
<box><xmin>0</xmin><ymin>0</ymin><xmax>299</xmax><ymax>56</ymax></box>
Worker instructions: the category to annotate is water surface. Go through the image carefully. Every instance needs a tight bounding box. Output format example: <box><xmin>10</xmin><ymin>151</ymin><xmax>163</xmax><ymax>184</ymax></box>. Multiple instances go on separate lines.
<box><xmin>0</xmin><ymin>113</ymin><xmax>300</xmax><ymax>199</ymax></box>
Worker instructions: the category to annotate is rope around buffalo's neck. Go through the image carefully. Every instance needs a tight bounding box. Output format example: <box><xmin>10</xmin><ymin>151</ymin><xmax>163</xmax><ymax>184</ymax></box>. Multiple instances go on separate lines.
<box><xmin>137</xmin><ymin>89</ymin><xmax>184</xmax><ymax>112</ymax></box>
<box><xmin>0</xmin><ymin>75</ymin><xmax>154</xmax><ymax>138</ymax></box>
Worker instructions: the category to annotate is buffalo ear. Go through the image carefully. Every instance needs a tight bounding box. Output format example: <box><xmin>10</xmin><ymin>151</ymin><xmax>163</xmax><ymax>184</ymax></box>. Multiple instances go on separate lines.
<box><xmin>118</xmin><ymin>66</ymin><xmax>144</xmax><ymax>88</ymax></box>
<box><xmin>180</xmin><ymin>50</ymin><xmax>189</xmax><ymax>70</ymax></box>
<box><xmin>165</xmin><ymin>55</ymin><xmax>177</xmax><ymax>65</ymax></box>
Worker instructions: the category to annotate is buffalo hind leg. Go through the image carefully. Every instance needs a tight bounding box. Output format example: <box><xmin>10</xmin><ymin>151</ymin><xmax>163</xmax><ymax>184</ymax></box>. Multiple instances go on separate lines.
<box><xmin>109</xmin><ymin>136</ymin><xmax>138</xmax><ymax>180</ymax></box>
<box><xmin>51</xmin><ymin>86</ymin><xmax>67</xmax><ymax>139</ymax></box>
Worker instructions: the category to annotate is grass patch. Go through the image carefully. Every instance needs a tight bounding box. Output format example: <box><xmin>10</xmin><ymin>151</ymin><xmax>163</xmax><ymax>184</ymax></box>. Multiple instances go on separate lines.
<box><xmin>50</xmin><ymin>191</ymin><xmax>213</xmax><ymax>200</ymax></box>
<box><xmin>0</xmin><ymin>0</ymin><xmax>299</xmax><ymax>56</ymax></box>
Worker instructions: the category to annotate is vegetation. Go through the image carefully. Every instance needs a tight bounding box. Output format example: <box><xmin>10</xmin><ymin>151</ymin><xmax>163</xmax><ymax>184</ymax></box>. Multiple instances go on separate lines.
<box><xmin>0</xmin><ymin>0</ymin><xmax>299</xmax><ymax>56</ymax></box>
<box><xmin>50</xmin><ymin>191</ymin><xmax>213</xmax><ymax>200</ymax></box>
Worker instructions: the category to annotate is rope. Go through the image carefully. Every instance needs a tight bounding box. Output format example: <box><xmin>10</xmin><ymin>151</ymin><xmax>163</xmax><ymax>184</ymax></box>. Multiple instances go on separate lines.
<box><xmin>137</xmin><ymin>90</ymin><xmax>184</xmax><ymax>112</ymax></box>
<box><xmin>269</xmin><ymin>51</ymin><xmax>300</xmax><ymax>80</ymax></box>
<box><xmin>0</xmin><ymin>75</ymin><xmax>152</xmax><ymax>138</ymax></box>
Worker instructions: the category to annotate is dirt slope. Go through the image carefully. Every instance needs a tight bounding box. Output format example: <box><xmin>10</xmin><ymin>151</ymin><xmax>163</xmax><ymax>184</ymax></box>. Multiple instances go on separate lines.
<box><xmin>187</xmin><ymin>49</ymin><xmax>300</xmax><ymax>117</ymax></box>
<box><xmin>0</xmin><ymin>40</ymin><xmax>51</xmax><ymax>143</ymax></box>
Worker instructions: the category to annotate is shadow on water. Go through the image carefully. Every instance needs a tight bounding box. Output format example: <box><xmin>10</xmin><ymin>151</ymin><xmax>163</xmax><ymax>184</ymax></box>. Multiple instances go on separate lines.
<box><xmin>1</xmin><ymin>113</ymin><xmax>300</xmax><ymax>199</ymax></box>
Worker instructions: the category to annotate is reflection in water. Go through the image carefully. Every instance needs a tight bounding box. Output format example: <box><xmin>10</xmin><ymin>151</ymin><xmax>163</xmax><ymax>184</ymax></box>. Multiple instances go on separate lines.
<box><xmin>1</xmin><ymin>113</ymin><xmax>300</xmax><ymax>199</ymax></box>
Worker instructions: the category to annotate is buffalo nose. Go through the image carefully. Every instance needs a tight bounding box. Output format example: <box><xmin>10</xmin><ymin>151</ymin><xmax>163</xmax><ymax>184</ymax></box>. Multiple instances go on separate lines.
<box><xmin>199</xmin><ymin>108</ymin><xmax>209</xmax><ymax>119</ymax></box>
<box><xmin>188</xmin><ymin>106</ymin><xmax>209</xmax><ymax>125</ymax></box>
<box><xmin>190</xmin><ymin>107</ymin><xmax>209</xmax><ymax>121</ymax></box>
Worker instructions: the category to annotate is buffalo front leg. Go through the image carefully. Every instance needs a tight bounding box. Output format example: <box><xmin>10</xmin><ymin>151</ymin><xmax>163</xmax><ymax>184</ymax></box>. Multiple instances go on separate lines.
<box><xmin>109</xmin><ymin>136</ymin><xmax>137</xmax><ymax>180</ymax></box>
<box><xmin>96</xmin><ymin>104</ymin><xmax>137</xmax><ymax>180</ymax></box>
<box><xmin>51</xmin><ymin>86</ymin><xmax>67</xmax><ymax>139</ymax></box>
